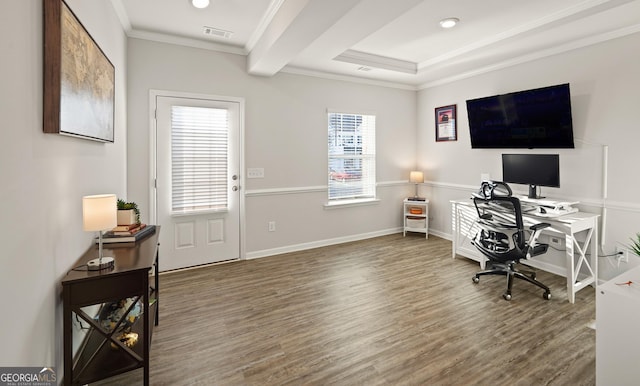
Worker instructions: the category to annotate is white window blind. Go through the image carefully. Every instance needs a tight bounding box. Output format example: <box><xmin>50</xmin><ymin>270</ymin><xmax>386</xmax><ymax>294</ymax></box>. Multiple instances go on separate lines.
<box><xmin>328</xmin><ymin>112</ymin><xmax>376</xmax><ymax>201</ymax></box>
<box><xmin>171</xmin><ymin>105</ymin><xmax>228</xmax><ymax>213</ymax></box>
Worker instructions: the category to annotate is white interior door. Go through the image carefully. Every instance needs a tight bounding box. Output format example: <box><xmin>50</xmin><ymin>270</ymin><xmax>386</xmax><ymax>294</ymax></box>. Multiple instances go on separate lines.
<box><xmin>154</xmin><ymin>94</ymin><xmax>241</xmax><ymax>271</ymax></box>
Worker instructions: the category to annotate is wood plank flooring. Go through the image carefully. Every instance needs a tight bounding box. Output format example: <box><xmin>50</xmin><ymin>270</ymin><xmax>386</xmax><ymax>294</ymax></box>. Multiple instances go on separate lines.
<box><xmin>93</xmin><ymin>233</ymin><xmax>595</xmax><ymax>385</ymax></box>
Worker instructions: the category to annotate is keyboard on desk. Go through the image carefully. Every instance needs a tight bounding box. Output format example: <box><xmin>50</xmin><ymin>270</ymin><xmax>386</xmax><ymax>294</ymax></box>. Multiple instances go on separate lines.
<box><xmin>518</xmin><ymin>196</ymin><xmax>579</xmax><ymax>217</ymax></box>
<box><xmin>519</xmin><ymin>196</ymin><xmax>579</xmax><ymax>208</ymax></box>
<box><xmin>528</xmin><ymin>206</ymin><xmax>579</xmax><ymax>218</ymax></box>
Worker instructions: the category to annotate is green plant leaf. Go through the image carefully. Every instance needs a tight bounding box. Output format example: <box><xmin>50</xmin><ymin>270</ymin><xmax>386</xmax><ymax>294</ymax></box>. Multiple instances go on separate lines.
<box><xmin>629</xmin><ymin>232</ymin><xmax>640</xmax><ymax>257</ymax></box>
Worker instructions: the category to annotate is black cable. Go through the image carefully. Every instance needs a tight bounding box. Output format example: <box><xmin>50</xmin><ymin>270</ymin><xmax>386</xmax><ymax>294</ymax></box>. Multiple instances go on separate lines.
<box><xmin>599</xmin><ymin>251</ymin><xmax>625</xmax><ymax>258</ymax></box>
<box><xmin>546</xmin><ymin>244</ymin><xmax>624</xmax><ymax>258</ymax></box>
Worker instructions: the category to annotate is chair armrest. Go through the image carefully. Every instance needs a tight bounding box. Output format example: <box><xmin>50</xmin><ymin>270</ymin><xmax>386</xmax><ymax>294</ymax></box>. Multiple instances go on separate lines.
<box><xmin>525</xmin><ymin>222</ymin><xmax>551</xmax><ymax>259</ymax></box>
<box><xmin>529</xmin><ymin>223</ymin><xmax>550</xmax><ymax>231</ymax></box>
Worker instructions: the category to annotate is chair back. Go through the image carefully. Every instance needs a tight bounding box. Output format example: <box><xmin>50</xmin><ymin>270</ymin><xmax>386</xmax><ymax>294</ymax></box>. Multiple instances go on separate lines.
<box><xmin>472</xmin><ymin>181</ymin><xmax>527</xmax><ymax>259</ymax></box>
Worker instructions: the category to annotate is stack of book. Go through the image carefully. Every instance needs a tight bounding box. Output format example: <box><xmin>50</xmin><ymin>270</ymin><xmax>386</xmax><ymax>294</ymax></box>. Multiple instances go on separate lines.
<box><xmin>97</xmin><ymin>224</ymin><xmax>156</xmax><ymax>243</ymax></box>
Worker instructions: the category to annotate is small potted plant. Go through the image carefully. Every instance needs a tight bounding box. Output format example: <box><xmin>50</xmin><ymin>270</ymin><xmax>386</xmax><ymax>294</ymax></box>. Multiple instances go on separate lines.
<box><xmin>117</xmin><ymin>199</ymin><xmax>141</xmax><ymax>226</ymax></box>
<box><xmin>629</xmin><ymin>232</ymin><xmax>640</xmax><ymax>257</ymax></box>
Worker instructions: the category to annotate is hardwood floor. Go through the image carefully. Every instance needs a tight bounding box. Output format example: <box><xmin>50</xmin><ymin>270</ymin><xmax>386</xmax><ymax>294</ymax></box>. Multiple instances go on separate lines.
<box><xmin>94</xmin><ymin>233</ymin><xmax>595</xmax><ymax>385</ymax></box>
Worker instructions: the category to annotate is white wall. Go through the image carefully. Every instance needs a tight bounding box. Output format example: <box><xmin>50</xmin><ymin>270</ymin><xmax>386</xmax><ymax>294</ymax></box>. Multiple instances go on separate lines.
<box><xmin>417</xmin><ymin>31</ymin><xmax>640</xmax><ymax>280</ymax></box>
<box><xmin>4</xmin><ymin>1</ymin><xmax>637</xmax><ymax>373</ymax></box>
<box><xmin>0</xmin><ymin>0</ymin><xmax>127</xmax><ymax>374</ymax></box>
<box><xmin>127</xmin><ymin>39</ymin><xmax>417</xmax><ymax>259</ymax></box>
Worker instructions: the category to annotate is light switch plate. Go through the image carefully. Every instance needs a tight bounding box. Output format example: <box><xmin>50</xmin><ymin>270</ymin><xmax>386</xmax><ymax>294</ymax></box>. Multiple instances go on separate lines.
<box><xmin>247</xmin><ymin>168</ymin><xmax>264</xmax><ymax>178</ymax></box>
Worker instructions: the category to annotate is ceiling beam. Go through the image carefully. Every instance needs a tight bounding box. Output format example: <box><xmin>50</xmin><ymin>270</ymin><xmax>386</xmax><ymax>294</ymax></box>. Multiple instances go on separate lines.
<box><xmin>296</xmin><ymin>0</ymin><xmax>423</xmax><ymax>66</ymax></box>
<box><xmin>247</xmin><ymin>0</ymin><xmax>363</xmax><ymax>76</ymax></box>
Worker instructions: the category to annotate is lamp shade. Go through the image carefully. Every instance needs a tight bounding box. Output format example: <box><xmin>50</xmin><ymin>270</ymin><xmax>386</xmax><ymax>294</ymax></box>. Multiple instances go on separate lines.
<box><xmin>409</xmin><ymin>171</ymin><xmax>424</xmax><ymax>184</ymax></box>
<box><xmin>83</xmin><ymin>194</ymin><xmax>117</xmax><ymax>232</ymax></box>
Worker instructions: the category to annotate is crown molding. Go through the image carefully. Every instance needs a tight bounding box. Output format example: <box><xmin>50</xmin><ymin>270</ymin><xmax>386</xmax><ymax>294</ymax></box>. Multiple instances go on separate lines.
<box><xmin>281</xmin><ymin>66</ymin><xmax>418</xmax><ymax>91</ymax></box>
<box><xmin>245</xmin><ymin>0</ymin><xmax>286</xmax><ymax>52</ymax></box>
<box><xmin>334</xmin><ymin>50</ymin><xmax>417</xmax><ymax>75</ymax></box>
<box><xmin>127</xmin><ymin>29</ymin><xmax>248</xmax><ymax>55</ymax></box>
<box><xmin>110</xmin><ymin>0</ymin><xmax>132</xmax><ymax>32</ymax></box>
<box><xmin>418</xmin><ymin>23</ymin><xmax>640</xmax><ymax>90</ymax></box>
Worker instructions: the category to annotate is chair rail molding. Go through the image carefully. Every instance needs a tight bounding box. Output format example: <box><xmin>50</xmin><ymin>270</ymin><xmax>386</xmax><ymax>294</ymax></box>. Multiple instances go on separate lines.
<box><xmin>244</xmin><ymin>180</ymin><xmax>408</xmax><ymax>197</ymax></box>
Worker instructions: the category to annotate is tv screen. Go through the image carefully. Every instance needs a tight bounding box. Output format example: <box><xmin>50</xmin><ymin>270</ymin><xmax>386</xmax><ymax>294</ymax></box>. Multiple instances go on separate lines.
<box><xmin>502</xmin><ymin>154</ymin><xmax>560</xmax><ymax>198</ymax></box>
<box><xmin>466</xmin><ymin>83</ymin><xmax>574</xmax><ymax>149</ymax></box>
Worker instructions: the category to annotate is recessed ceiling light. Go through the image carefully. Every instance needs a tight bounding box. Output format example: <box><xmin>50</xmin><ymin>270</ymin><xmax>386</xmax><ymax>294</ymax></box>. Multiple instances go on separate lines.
<box><xmin>439</xmin><ymin>17</ymin><xmax>459</xmax><ymax>29</ymax></box>
<box><xmin>191</xmin><ymin>0</ymin><xmax>210</xmax><ymax>9</ymax></box>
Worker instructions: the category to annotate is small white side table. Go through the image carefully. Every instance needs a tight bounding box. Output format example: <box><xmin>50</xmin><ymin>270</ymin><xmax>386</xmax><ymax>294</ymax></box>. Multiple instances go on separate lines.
<box><xmin>403</xmin><ymin>198</ymin><xmax>429</xmax><ymax>238</ymax></box>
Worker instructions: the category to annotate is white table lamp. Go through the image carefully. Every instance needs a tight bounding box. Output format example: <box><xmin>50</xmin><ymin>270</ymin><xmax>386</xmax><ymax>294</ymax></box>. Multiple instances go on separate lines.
<box><xmin>83</xmin><ymin>194</ymin><xmax>117</xmax><ymax>270</ymax></box>
<box><xmin>409</xmin><ymin>171</ymin><xmax>425</xmax><ymax>200</ymax></box>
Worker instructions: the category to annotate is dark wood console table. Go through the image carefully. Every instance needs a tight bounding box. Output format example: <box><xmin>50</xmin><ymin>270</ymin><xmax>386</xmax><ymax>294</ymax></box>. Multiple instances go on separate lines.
<box><xmin>62</xmin><ymin>227</ymin><xmax>160</xmax><ymax>385</ymax></box>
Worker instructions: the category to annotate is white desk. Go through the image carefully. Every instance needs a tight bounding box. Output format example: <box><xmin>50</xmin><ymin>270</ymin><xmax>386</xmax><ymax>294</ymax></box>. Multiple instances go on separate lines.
<box><xmin>451</xmin><ymin>199</ymin><xmax>599</xmax><ymax>303</ymax></box>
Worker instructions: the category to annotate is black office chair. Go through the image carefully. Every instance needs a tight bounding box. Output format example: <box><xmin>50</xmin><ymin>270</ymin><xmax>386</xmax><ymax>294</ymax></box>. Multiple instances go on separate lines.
<box><xmin>471</xmin><ymin>180</ymin><xmax>552</xmax><ymax>301</ymax></box>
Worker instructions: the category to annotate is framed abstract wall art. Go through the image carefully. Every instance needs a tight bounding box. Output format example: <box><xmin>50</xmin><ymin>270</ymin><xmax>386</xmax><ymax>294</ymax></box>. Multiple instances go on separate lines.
<box><xmin>44</xmin><ymin>0</ymin><xmax>115</xmax><ymax>142</ymax></box>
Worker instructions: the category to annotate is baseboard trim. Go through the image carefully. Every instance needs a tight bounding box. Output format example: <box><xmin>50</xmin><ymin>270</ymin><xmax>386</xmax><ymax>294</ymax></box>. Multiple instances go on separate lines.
<box><xmin>246</xmin><ymin>227</ymin><xmax>402</xmax><ymax>260</ymax></box>
<box><xmin>454</xmin><ymin>244</ymin><xmax>568</xmax><ymax>278</ymax></box>
<box><xmin>429</xmin><ymin>229</ymin><xmax>451</xmax><ymax>240</ymax></box>
<box><xmin>247</xmin><ymin>227</ymin><xmax>452</xmax><ymax>261</ymax></box>
<box><xmin>522</xmin><ymin>259</ymin><xmax>567</xmax><ymax>278</ymax></box>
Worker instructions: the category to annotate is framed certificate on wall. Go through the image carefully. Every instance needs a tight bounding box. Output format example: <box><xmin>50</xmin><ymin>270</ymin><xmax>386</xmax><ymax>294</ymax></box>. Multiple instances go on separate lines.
<box><xmin>435</xmin><ymin>104</ymin><xmax>457</xmax><ymax>142</ymax></box>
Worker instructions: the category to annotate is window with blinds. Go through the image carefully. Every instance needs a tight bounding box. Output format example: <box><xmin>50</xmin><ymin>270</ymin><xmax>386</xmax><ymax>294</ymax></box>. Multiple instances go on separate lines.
<box><xmin>171</xmin><ymin>105</ymin><xmax>229</xmax><ymax>213</ymax></box>
<box><xmin>328</xmin><ymin>112</ymin><xmax>376</xmax><ymax>202</ymax></box>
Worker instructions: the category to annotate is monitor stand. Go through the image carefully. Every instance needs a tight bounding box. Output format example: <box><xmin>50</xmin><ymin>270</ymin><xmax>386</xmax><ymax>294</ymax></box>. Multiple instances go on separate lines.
<box><xmin>528</xmin><ymin>184</ymin><xmax>543</xmax><ymax>199</ymax></box>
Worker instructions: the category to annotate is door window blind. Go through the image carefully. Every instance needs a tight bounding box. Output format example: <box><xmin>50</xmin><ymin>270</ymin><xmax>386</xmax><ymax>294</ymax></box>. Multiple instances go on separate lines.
<box><xmin>171</xmin><ymin>105</ymin><xmax>228</xmax><ymax>213</ymax></box>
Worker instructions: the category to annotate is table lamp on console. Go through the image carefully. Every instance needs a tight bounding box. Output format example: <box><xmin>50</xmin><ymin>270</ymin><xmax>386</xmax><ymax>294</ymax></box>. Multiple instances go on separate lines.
<box><xmin>409</xmin><ymin>171</ymin><xmax>425</xmax><ymax>201</ymax></box>
<box><xmin>82</xmin><ymin>194</ymin><xmax>117</xmax><ymax>271</ymax></box>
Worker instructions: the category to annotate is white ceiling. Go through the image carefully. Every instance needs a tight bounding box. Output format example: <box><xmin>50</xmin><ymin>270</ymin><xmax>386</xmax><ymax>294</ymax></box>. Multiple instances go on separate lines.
<box><xmin>112</xmin><ymin>0</ymin><xmax>640</xmax><ymax>89</ymax></box>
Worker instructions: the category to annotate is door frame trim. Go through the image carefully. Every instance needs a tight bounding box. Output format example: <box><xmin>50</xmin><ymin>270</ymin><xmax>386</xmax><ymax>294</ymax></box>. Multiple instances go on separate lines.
<box><xmin>149</xmin><ymin>89</ymin><xmax>246</xmax><ymax>260</ymax></box>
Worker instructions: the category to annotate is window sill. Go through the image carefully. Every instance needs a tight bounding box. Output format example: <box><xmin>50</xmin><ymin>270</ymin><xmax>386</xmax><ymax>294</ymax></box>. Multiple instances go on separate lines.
<box><xmin>324</xmin><ymin>198</ymin><xmax>380</xmax><ymax>209</ymax></box>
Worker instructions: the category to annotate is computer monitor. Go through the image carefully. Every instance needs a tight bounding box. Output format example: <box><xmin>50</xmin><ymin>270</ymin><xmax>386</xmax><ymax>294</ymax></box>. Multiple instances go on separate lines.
<box><xmin>502</xmin><ymin>154</ymin><xmax>560</xmax><ymax>199</ymax></box>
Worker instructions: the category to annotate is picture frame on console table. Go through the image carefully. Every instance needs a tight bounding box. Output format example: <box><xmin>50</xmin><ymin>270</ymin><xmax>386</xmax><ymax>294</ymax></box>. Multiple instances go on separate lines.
<box><xmin>435</xmin><ymin>104</ymin><xmax>457</xmax><ymax>142</ymax></box>
<box><xmin>43</xmin><ymin>0</ymin><xmax>115</xmax><ymax>142</ymax></box>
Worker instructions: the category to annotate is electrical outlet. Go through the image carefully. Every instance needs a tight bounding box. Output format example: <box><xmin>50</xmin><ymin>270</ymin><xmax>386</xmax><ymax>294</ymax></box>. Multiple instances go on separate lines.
<box><xmin>268</xmin><ymin>221</ymin><xmax>276</xmax><ymax>232</ymax></box>
<box><xmin>550</xmin><ymin>237</ymin><xmax>562</xmax><ymax>247</ymax></box>
<box><xmin>616</xmin><ymin>245</ymin><xmax>629</xmax><ymax>263</ymax></box>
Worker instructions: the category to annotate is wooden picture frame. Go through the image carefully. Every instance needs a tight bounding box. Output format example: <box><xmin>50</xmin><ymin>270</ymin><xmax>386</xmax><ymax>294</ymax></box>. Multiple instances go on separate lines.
<box><xmin>44</xmin><ymin>0</ymin><xmax>115</xmax><ymax>142</ymax></box>
<box><xmin>435</xmin><ymin>104</ymin><xmax>457</xmax><ymax>142</ymax></box>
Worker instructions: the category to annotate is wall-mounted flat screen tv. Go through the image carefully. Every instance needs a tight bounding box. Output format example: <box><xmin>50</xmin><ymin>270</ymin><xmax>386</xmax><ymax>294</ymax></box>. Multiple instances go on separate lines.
<box><xmin>466</xmin><ymin>83</ymin><xmax>574</xmax><ymax>149</ymax></box>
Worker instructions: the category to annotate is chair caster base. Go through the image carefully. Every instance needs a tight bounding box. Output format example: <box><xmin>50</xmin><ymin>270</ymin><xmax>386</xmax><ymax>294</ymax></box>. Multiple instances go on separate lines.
<box><xmin>543</xmin><ymin>291</ymin><xmax>551</xmax><ymax>300</ymax></box>
<box><xmin>502</xmin><ymin>292</ymin><xmax>512</xmax><ymax>301</ymax></box>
